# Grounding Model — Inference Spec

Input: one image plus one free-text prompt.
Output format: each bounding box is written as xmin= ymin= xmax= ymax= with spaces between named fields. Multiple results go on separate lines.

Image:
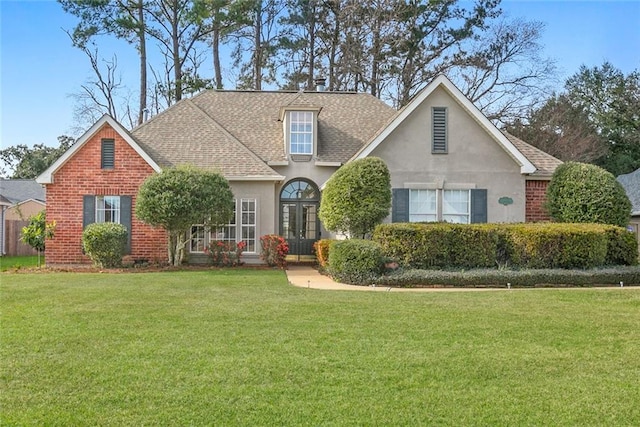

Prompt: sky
xmin=1 ymin=0 xmax=639 ymax=150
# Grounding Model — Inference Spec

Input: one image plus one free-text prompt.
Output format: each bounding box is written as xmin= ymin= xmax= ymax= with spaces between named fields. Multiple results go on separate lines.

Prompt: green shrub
xmin=82 ymin=222 xmax=128 ymax=268
xmin=545 ymin=162 xmax=631 ymax=227
xmin=373 ymin=223 xmax=450 ymax=268
xmin=448 ymin=225 xmax=499 ymax=268
xmin=260 ymin=235 xmax=289 ymax=269
xmin=504 ymin=224 xmax=608 ymax=269
xmin=374 ymin=267 xmax=640 ymax=288
xmin=602 ymin=225 xmax=639 ymax=266
xmin=313 ymin=239 xmax=335 ymax=268
xmin=319 ymin=157 xmax=391 ymax=238
xmin=328 ymin=239 xmax=384 ymax=284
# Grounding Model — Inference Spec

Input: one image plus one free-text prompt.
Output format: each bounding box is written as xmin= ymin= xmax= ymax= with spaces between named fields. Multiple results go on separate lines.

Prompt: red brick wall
xmin=525 ymin=180 xmax=551 ymax=222
xmin=45 ymin=123 xmax=167 ymax=265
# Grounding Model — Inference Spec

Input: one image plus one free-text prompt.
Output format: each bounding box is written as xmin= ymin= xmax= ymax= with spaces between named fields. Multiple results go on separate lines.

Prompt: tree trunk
xmin=137 ymin=0 xmax=147 ymax=125
xmin=171 ymin=0 xmax=182 ymax=102
xmin=213 ymin=26 xmax=223 ymax=89
xmin=253 ymin=1 xmax=263 ymax=90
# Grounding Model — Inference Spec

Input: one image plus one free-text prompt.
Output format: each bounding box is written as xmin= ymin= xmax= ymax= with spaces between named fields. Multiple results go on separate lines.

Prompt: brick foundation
xmin=44 ymin=123 xmax=167 ymax=265
xmin=525 ymin=180 xmax=551 ymax=222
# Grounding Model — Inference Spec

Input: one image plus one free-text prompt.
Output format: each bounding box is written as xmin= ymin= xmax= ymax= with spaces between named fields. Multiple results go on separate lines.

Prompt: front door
xmin=280 ymin=179 xmax=320 ymax=256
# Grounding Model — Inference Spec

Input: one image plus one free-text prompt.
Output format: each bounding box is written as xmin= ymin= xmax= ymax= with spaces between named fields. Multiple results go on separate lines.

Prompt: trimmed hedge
xmin=374 ymin=267 xmax=640 ymax=288
xmin=328 ymin=239 xmax=384 ymax=284
xmin=373 ymin=222 xmax=638 ymax=270
xmin=82 ymin=222 xmax=128 ymax=268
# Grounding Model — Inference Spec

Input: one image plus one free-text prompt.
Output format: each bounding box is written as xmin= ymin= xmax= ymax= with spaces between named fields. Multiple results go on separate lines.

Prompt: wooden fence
xmin=4 ymin=220 xmax=37 ymax=256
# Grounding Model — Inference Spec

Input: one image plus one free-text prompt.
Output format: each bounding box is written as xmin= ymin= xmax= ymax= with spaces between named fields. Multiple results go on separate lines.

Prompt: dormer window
xmin=289 ymin=111 xmax=314 ymax=155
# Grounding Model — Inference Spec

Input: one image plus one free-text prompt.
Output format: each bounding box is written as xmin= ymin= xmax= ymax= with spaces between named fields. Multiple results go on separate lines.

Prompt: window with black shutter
xmin=432 ymin=107 xmax=447 ymax=153
xmin=101 ymin=139 xmax=115 ymax=169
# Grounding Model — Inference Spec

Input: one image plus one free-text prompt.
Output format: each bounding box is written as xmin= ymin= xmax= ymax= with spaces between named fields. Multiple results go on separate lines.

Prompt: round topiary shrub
xmin=545 ymin=162 xmax=631 ymax=227
xmin=328 ymin=239 xmax=384 ymax=285
xmin=82 ymin=222 xmax=128 ymax=268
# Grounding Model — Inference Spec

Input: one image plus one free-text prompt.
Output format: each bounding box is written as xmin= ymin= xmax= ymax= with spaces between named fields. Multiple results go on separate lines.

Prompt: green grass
xmin=0 ymin=255 xmax=40 ymax=271
xmin=2 ymin=270 xmax=640 ymax=425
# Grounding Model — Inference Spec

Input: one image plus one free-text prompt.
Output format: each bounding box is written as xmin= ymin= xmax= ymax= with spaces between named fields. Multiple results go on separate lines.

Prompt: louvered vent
xmin=432 ymin=107 xmax=447 ymax=153
xmin=101 ymin=139 xmax=115 ymax=169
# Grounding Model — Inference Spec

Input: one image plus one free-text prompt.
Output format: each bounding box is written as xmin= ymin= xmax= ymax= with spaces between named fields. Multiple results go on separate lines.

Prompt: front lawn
xmin=0 ymin=255 xmax=40 ymax=272
xmin=2 ymin=270 xmax=639 ymax=425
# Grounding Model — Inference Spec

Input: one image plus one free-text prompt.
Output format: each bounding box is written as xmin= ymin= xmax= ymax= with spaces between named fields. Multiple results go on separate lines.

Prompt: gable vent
xmin=432 ymin=107 xmax=447 ymax=153
xmin=101 ymin=139 xmax=115 ymax=169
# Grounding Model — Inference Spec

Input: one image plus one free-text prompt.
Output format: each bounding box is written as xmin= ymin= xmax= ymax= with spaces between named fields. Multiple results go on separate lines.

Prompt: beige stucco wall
xmin=5 ymin=200 xmax=45 ymax=221
xmin=371 ymin=86 xmax=526 ymax=223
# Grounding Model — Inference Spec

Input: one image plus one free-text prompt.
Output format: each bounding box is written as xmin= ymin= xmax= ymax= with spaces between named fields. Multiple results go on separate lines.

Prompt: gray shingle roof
xmin=503 ymin=132 xmax=563 ymax=177
xmin=131 ymin=90 xmax=397 ymax=176
xmin=129 ymin=88 xmax=560 ymax=179
xmin=0 ymin=179 xmax=45 ymax=204
xmin=617 ymin=168 xmax=640 ymax=216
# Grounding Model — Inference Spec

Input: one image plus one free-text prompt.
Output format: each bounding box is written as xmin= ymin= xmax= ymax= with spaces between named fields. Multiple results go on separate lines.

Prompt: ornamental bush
xmin=206 ymin=240 xmax=246 ymax=267
xmin=260 ymin=235 xmax=289 ymax=269
xmin=82 ymin=222 xmax=128 ymax=268
xmin=313 ymin=239 xmax=336 ymax=268
xmin=545 ymin=162 xmax=631 ymax=227
xmin=602 ymin=225 xmax=639 ymax=266
xmin=328 ymin=239 xmax=384 ymax=284
xmin=319 ymin=157 xmax=391 ymax=238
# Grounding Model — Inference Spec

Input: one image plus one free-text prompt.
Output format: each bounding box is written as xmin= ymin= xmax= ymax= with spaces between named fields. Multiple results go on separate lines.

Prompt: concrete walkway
xmin=285 ymin=265 xmax=501 ymax=292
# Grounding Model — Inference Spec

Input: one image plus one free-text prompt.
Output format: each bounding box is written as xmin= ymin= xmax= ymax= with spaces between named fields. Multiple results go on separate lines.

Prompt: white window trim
xmin=407 ymin=189 xmax=472 ymax=224
xmin=96 ymin=195 xmax=121 ymax=224
xmin=241 ymin=198 xmax=257 ymax=254
xmin=442 ymin=189 xmax=471 ymax=224
xmin=289 ymin=111 xmax=314 ymax=155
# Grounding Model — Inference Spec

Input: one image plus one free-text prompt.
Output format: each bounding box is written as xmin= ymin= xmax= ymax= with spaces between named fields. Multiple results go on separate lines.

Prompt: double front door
xmin=281 ymin=201 xmax=318 ymax=256
xmin=280 ymin=179 xmax=320 ymax=256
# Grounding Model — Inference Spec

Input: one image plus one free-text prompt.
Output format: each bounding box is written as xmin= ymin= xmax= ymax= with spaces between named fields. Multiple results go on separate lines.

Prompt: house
xmin=37 ymin=75 xmax=561 ymax=265
xmin=617 ymin=168 xmax=640 ymax=252
xmin=0 ymin=179 xmax=46 ymax=256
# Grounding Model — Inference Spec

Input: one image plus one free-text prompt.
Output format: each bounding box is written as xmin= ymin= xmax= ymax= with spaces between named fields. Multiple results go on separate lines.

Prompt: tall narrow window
xmin=213 ymin=201 xmax=237 ymax=245
xmin=190 ymin=225 xmax=206 ymax=252
xmin=241 ymin=198 xmax=257 ymax=252
xmin=432 ymin=107 xmax=447 ymax=153
xmin=290 ymin=111 xmax=313 ymax=155
xmin=96 ymin=196 xmax=120 ymax=223
xmin=101 ymin=139 xmax=115 ymax=169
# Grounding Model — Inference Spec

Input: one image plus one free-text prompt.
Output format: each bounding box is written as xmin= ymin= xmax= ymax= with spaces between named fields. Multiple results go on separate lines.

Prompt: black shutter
xmin=83 ymin=195 xmax=95 ymax=228
xmin=432 ymin=107 xmax=447 ymax=153
xmin=470 ymin=189 xmax=488 ymax=223
xmin=101 ymin=139 xmax=115 ymax=169
xmin=392 ymin=189 xmax=410 ymax=223
xmin=121 ymin=196 xmax=132 ymax=254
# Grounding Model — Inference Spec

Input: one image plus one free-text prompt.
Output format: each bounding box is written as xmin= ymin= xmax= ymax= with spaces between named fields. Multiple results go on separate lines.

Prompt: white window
xmin=96 ymin=196 xmax=120 ymax=223
xmin=443 ymin=190 xmax=470 ymax=224
xmin=241 ymin=198 xmax=257 ymax=253
xmin=190 ymin=225 xmax=206 ymax=253
xmin=290 ymin=111 xmax=313 ymax=155
xmin=188 ymin=199 xmax=258 ymax=254
xmin=409 ymin=189 xmax=437 ymax=222
xmin=213 ymin=204 xmax=237 ymax=245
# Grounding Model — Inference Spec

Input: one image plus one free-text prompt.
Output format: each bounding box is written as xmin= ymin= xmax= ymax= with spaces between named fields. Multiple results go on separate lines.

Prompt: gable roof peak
xmin=36 ymin=114 xmax=161 ymax=184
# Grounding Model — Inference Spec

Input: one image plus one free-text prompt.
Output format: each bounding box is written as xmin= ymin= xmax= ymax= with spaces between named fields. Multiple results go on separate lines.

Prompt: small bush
xmin=82 ymin=222 xmax=128 ymax=268
xmin=328 ymin=239 xmax=384 ymax=284
xmin=260 ymin=235 xmax=289 ymax=269
xmin=206 ymin=240 xmax=246 ymax=267
xmin=313 ymin=239 xmax=335 ymax=268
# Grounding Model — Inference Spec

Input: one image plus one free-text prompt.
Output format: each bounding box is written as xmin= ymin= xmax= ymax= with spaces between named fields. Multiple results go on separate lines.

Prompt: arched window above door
xmin=280 ymin=179 xmax=319 ymax=201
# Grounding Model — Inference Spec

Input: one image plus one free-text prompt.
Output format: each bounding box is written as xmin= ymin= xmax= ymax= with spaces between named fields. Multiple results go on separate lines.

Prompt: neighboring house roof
xmin=617 ymin=168 xmax=640 ymax=216
xmin=36 ymin=115 xmax=162 ymax=184
xmin=131 ymin=89 xmax=397 ymax=174
xmin=0 ymin=179 xmax=46 ymax=204
xmin=503 ymin=132 xmax=563 ymax=177
xmin=352 ymin=74 xmax=539 ymax=175
xmin=0 ymin=194 xmax=12 ymax=207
